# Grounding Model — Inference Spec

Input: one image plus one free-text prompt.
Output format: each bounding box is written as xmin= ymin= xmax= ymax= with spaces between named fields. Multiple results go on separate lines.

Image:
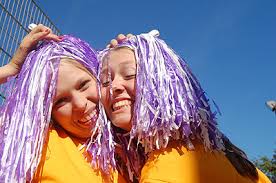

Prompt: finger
xmin=31 ymin=31 xmax=62 ymax=43
xmin=30 ymin=24 xmax=51 ymax=35
xmin=29 ymin=31 xmax=51 ymax=45
xmin=126 ymin=33 xmax=134 ymax=39
xmin=44 ymin=33 xmax=63 ymax=42
xmin=106 ymin=43 xmax=111 ymax=48
xmin=37 ymin=24 xmax=51 ymax=32
xmin=116 ymin=34 xmax=127 ymax=43
xmin=110 ymin=39 xmax=118 ymax=48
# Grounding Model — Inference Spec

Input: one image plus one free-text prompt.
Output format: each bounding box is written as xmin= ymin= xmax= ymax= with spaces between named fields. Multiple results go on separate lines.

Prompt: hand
xmin=9 ymin=24 xmax=62 ymax=72
xmin=0 ymin=24 xmax=62 ymax=84
xmin=107 ymin=33 xmax=134 ymax=48
xmin=21 ymin=24 xmax=61 ymax=51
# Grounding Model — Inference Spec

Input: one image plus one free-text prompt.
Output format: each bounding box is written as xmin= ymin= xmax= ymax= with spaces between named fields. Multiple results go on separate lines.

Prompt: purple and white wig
xmin=0 ymin=35 xmax=115 ymax=182
xmin=99 ymin=32 xmax=226 ymax=154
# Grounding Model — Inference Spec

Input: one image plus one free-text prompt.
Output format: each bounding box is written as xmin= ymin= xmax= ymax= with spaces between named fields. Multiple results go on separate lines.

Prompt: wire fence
xmin=0 ymin=0 xmax=60 ymax=103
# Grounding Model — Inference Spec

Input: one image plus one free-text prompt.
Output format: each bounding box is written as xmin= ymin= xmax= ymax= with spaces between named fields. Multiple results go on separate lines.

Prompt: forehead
xmin=59 ymin=59 xmax=93 ymax=76
xmin=60 ymin=59 xmax=84 ymax=70
xmin=59 ymin=61 xmax=82 ymax=74
xmin=55 ymin=61 xmax=95 ymax=95
xmin=102 ymin=47 xmax=136 ymax=69
xmin=57 ymin=60 xmax=92 ymax=84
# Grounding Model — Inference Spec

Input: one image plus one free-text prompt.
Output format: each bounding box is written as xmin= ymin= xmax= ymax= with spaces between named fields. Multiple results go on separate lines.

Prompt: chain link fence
xmin=0 ymin=0 xmax=60 ymax=103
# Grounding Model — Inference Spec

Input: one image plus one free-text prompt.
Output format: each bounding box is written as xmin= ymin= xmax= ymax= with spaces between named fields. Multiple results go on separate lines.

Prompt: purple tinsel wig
xmin=0 ymin=35 xmax=115 ymax=182
xmin=99 ymin=31 xmax=225 ymax=154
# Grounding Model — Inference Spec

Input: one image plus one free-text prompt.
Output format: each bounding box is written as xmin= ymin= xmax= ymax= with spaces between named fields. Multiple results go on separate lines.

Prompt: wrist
xmin=18 ymin=43 xmax=32 ymax=54
xmin=7 ymin=61 xmax=20 ymax=74
xmin=9 ymin=44 xmax=30 ymax=71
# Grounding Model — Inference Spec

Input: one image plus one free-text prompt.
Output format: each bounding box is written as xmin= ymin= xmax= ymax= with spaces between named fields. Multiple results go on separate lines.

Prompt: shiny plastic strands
xmin=0 ymin=36 xmax=115 ymax=182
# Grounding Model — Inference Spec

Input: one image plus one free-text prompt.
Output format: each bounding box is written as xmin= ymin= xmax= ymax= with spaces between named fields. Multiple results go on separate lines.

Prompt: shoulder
xmin=256 ymin=169 xmax=272 ymax=183
xmin=140 ymin=140 xmax=267 ymax=183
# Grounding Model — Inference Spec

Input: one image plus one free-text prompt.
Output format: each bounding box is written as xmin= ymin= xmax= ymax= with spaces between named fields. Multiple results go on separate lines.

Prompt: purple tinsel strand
xmin=99 ymin=32 xmax=225 ymax=179
xmin=0 ymin=35 xmax=115 ymax=182
xmin=118 ymin=34 xmax=225 ymax=152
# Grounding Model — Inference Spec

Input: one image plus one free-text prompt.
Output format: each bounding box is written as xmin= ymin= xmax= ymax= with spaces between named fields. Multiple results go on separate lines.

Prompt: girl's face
xmin=52 ymin=60 xmax=99 ymax=139
xmin=100 ymin=48 xmax=136 ymax=131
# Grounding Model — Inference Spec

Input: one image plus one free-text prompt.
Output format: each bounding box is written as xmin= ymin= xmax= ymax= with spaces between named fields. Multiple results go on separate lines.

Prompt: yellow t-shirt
xmin=140 ymin=141 xmax=271 ymax=183
xmin=34 ymin=127 xmax=126 ymax=183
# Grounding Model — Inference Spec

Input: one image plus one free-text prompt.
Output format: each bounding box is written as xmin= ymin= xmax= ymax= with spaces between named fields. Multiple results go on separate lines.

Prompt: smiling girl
xmin=99 ymin=32 xmax=271 ymax=183
xmin=0 ymin=35 xmax=124 ymax=183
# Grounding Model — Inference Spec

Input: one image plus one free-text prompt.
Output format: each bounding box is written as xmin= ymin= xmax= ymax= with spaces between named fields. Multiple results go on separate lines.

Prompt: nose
xmin=112 ymin=77 xmax=124 ymax=95
xmin=72 ymin=93 xmax=87 ymax=113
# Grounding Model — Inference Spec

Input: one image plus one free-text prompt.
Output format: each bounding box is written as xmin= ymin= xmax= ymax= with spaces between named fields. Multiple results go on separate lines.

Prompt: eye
xmin=100 ymin=75 xmax=110 ymax=87
xmin=54 ymin=97 xmax=69 ymax=108
xmin=79 ymin=80 xmax=90 ymax=91
xmin=101 ymin=80 xmax=110 ymax=87
xmin=125 ymin=74 xmax=136 ymax=80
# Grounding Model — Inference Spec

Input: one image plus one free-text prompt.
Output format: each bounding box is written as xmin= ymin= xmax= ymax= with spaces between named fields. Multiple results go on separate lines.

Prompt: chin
xmin=112 ymin=116 xmax=132 ymax=131
xmin=74 ymin=133 xmax=91 ymax=139
xmin=69 ymin=129 xmax=92 ymax=139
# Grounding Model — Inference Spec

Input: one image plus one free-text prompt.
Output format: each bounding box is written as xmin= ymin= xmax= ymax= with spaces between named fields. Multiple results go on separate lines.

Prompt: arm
xmin=0 ymin=24 xmax=61 ymax=84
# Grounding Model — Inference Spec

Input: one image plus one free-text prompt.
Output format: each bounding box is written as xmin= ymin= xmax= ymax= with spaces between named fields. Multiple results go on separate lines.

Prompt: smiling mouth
xmin=76 ymin=109 xmax=99 ymax=126
xmin=112 ymin=100 xmax=132 ymax=111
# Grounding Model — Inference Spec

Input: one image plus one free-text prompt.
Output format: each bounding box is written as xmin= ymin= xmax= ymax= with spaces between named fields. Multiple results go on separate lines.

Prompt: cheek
xmin=87 ymin=86 xmax=99 ymax=102
xmin=52 ymin=105 xmax=72 ymax=124
xmin=100 ymin=87 xmax=109 ymax=105
xmin=129 ymin=79 xmax=136 ymax=98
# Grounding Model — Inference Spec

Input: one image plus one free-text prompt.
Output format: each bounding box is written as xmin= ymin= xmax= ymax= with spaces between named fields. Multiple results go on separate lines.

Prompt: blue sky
xmin=37 ymin=0 xmax=276 ymax=160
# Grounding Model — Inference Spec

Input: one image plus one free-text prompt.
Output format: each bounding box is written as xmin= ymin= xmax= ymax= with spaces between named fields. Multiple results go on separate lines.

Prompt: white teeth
xmin=112 ymin=100 xmax=132 ymax=111
xmin=79 ymin=109 xmax=98 ymax=123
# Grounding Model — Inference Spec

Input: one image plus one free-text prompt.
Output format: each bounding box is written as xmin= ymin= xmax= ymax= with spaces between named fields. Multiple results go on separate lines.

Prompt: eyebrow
xmin=119 ymin=60 xmax=136 ymax=67
xmin=54 ymin=76 xmax=86 ymax=101
xmin=101 ymin=60 xmax=136 ymax=74
xmin=75 ymin=77 xmax=87 ymax=90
